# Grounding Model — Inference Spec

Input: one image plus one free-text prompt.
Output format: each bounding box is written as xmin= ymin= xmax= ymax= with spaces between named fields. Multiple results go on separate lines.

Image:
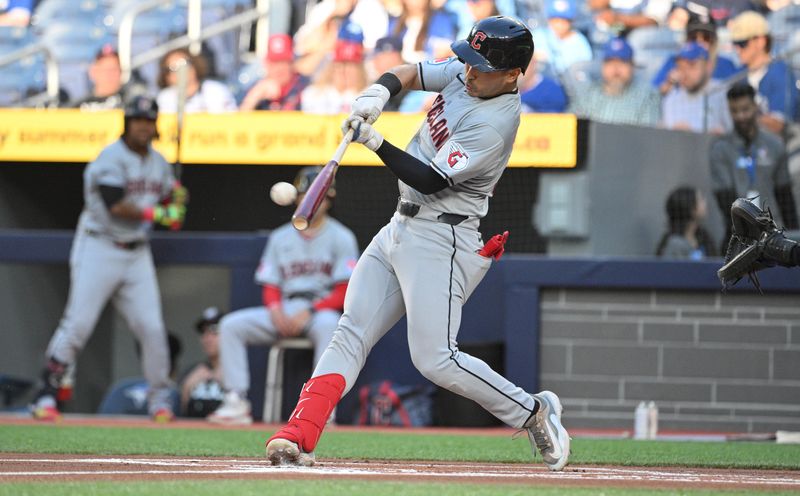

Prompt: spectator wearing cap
xmin=661 ymin=42 xmax=731 ymax=133
xmin=301 ymin=20 xmax=369 ymax=114
xmin=156 ymin=48 xmax=237 ymax=114
xmin=0 ymin=0 xmax=32 ymax=26
xmin=568 ymin=37 xmax=660 ymax=126
xmin=532 ymin=0 xmax=593 ymax=76
xmin=729 ymin=10 xmax=798 ymax=135
xmin=179 ymin=307 xmax=225 ymax=418
xmin=652 ymin=15 xmax=737 ymax=96
xmin=519 ymin=58 xmax=569 ymax=113
xmin=71 ymin=45 xmax=147 ymax=111
xmin=240 ymin=34 xmax=310 ymax=111
xmin=387 ymin=0 xmax=459 ymax=64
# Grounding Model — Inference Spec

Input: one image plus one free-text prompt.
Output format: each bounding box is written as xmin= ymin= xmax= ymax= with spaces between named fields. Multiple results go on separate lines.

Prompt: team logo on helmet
xmin=470 ymin=31 xmax=487 ymax=50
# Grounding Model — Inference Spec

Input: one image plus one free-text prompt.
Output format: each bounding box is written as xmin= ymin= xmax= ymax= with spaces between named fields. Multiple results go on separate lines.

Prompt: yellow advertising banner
xmin=0 ymin=109 xmax=576 ymax=167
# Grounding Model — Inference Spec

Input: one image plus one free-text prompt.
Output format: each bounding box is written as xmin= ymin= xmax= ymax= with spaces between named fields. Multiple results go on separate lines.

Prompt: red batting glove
xmin=478 ymin=231 xmax=509 ymax=261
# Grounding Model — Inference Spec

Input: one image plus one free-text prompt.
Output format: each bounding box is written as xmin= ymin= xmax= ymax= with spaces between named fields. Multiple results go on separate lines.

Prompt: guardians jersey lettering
xmin=426 ymin=95 xmax=449 ymax=150
xmin=402 ymin=57 xmax=521 ymax=219
xmin=281 ymin=261 xmax=333 ymax=279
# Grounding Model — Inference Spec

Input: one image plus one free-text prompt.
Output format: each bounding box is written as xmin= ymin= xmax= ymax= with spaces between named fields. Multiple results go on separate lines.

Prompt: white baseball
xmin=270 ymin=182 xmax=297 ymax=206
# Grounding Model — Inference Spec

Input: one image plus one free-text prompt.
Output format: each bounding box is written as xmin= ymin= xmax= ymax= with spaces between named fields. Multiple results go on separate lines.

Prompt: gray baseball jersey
xmin=45 ymin=138 xmax=176 ymax=415
xmin=401 ymin=57 xmax=520 ymax=219
xmin=218 ymin=218 xmax=359 ymax=395
xmin=313 ymin=58 xmax=538 ymax=431
xmin=79 ymin=139 xmax=174 ymax=242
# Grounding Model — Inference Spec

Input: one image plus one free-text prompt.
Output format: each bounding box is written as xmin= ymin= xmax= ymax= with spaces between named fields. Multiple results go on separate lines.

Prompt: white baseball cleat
xmin=527 ymin=390 xmax=570 ymax=471
xmin=206 ymin=392 xmax=253 ymax=426
xmin=266 ymin=438 xmax=315 ymax=467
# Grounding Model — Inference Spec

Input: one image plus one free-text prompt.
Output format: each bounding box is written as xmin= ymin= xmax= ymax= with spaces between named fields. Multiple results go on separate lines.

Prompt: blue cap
xmin=373 ymin=36 xmax=402 ymax=55
xmin=546 ymin=0 xmax=576 ymax=20
xmin=337 ymin=18 xmax=364 ymax=43
xmin=603 ymin=37 xmax=633 ymax=62
xmin=676 ymin=41 xmax=709 ymax=61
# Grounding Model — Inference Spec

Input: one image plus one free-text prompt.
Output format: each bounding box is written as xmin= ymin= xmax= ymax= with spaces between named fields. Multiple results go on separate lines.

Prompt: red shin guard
xmin=267 ymin=373 xmax=345 ymax=453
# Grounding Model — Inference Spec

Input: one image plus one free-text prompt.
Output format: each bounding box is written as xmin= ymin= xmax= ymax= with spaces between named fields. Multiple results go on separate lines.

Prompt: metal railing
xmin=0 ymin=40 xmax=60 ymax=105
xmin=119 ymin=0 xmax=269 ymax=84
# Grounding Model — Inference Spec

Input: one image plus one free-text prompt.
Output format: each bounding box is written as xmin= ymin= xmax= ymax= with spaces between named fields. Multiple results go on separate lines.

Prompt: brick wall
xmin=540 ymin=289 xmax=800 ymax=434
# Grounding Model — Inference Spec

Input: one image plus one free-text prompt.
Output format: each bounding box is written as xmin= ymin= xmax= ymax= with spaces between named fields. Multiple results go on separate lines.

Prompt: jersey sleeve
xmin=417 ymin=57 xmax=463 ymax=93
xmin=90 ymin=150 xmax=126 ymax=189
xmin=254 ymin=237 xmax=281 ymax=286
xmin=428 ymin=123 xmax=505 ymax=186
xmin=331 ymin=228 xmax=359 ymax=283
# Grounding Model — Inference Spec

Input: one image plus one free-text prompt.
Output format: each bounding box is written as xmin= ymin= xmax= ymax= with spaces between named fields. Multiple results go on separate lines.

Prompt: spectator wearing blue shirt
xmin=532 ymin=0 xmax=593 ymax=76
xmin=0 ymin=0 xmax=32 ymax=26
xmin=730 ymin=10 xmax=798 ymax=135
xmin=661 ymin=42 xmax=731 ymax=134
xmin=520 ymin=59 xmax=569 ymax=113
xmin=653 ymin=15 xmax=737 ymax=95
xmin=568 ymin=37 xmax=661 ymax=126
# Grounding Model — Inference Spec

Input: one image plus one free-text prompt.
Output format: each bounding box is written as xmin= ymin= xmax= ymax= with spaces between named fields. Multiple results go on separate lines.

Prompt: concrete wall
xmin=541 ymin=288 xmax=800 ymax=433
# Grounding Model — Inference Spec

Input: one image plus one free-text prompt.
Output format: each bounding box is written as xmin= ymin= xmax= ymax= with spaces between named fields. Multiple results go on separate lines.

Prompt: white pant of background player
xmin=45 ymin=231 xmax=173 ymax=414
xmin=213 ymin=298 xmax=340 ymax=423
xmin=314 ymin=211 xmax=537 ymax=428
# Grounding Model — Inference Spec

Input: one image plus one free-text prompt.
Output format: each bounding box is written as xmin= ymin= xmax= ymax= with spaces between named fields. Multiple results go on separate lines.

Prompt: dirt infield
xmin=1 ymin=416 xmax=798 ymax=491
xmin=2 ymin=453 xmax=799 ymax=491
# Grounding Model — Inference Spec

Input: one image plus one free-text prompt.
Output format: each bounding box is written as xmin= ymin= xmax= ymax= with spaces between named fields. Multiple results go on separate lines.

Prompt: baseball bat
xmin=172 ymin=58 xmax=189 ymax=181
xmin=292 ymin=128 xmax=354 ymax=231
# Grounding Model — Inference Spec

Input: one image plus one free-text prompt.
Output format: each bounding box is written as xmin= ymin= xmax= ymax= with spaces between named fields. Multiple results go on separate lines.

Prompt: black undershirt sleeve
xmin=375 ymin=140 xmax=449 ymax=195
xmin=99 ymin=185 xmax=125 ymax=209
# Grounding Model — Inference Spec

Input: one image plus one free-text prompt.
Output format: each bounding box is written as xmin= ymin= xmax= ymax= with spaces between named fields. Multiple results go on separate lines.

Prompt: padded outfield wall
xmin=0 ymin=112 xmax=798 ymax=431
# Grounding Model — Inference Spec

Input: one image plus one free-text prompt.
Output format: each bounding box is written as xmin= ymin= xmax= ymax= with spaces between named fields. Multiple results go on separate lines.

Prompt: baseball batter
xmin=31 ymin=95 xmax=187 ymax=423
xmin=207 ymin=167 xmax=359 ymax=425
xmin=267 ymin=16 xmax=570 ymax=470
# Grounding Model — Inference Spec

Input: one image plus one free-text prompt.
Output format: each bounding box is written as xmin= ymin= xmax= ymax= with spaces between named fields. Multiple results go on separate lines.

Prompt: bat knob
xmin=292 ymin=216 xmax=309 ymax=231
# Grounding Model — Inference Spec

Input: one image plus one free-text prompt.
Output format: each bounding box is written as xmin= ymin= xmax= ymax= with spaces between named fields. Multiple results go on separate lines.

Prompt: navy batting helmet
xmin=451 ymin=16 xmax=534 ymax=73
xmin=124 ymin=95 xmax=159 ymax=120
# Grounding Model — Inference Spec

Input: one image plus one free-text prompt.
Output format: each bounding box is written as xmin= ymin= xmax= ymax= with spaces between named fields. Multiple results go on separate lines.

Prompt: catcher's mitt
xmin=717 ymin=234 xmax=771 ymax=292
xmin=718 ymin=198 xmax=797 ymax=292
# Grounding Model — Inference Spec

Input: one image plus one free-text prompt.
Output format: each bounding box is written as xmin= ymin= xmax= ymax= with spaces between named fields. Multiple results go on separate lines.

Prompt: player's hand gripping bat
xmin=292 ymin=128 xmax=354 ymax=231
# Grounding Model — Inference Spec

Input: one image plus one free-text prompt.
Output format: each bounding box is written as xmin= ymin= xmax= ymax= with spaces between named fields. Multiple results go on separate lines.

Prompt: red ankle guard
xmin=267 ymin=373 xmax=345 ymax=453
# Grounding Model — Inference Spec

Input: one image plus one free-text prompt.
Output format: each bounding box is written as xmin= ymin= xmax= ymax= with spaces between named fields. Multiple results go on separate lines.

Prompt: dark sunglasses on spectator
xmin=733 ymin=38 xmax=753 ymax=48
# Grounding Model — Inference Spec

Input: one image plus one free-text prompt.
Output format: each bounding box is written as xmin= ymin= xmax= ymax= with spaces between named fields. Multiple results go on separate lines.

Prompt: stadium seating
xmin=768 ymin=3 xmax=800 ymax=57
xmin=627 ymin=26 xmax=684 ymax=83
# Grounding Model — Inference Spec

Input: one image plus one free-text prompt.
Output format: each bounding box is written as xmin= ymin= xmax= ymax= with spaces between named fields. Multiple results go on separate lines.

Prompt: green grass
xmin=2 ymin=424 xmax=799 ymax=496
xmin=1 ymin=481 xmax=796 ymax=496
xmin=2 ymin=424 xmax=800 ymax=470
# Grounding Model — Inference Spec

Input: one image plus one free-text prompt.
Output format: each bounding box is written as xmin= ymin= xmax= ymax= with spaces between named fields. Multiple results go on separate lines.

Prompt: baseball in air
xmin=270 ymin=182 xmax=297 ymax=206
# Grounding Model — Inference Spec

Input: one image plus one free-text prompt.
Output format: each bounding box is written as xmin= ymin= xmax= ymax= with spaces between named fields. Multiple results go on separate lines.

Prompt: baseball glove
xmin=717 ymin=198 xmax=797 ymax=292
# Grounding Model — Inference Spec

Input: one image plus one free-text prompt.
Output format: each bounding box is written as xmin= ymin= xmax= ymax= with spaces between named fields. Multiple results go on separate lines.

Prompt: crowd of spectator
xmin=2 ymin=0 xmax=797 ymax=127
xmin=3 ymin=0 xmax=800 ymax=261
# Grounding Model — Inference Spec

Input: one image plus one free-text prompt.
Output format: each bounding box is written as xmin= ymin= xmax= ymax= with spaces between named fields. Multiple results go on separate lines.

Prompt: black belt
xmin=286 ymin=291 xmax=317 ymax=300
xmin=396 ymin=199 xmax=468 ymax=226
xmin=85 ymin=229 xmax=145 ymax=251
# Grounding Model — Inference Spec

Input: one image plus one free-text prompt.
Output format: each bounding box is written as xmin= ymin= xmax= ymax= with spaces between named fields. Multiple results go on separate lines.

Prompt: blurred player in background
xmin=207 ymin=167 xmax=359 ymax=425
xmin=30 ymin=95 xmax=188 ymax=423
xmin=180 ymin=307 xmax=225 ymax=417
xmin=266 ymin=16 xmax=570 ymax=472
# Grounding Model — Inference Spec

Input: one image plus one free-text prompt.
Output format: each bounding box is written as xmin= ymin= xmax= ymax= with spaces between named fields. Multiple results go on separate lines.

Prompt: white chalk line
xmin=1 ymin=457 xmax=798 ymax=486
